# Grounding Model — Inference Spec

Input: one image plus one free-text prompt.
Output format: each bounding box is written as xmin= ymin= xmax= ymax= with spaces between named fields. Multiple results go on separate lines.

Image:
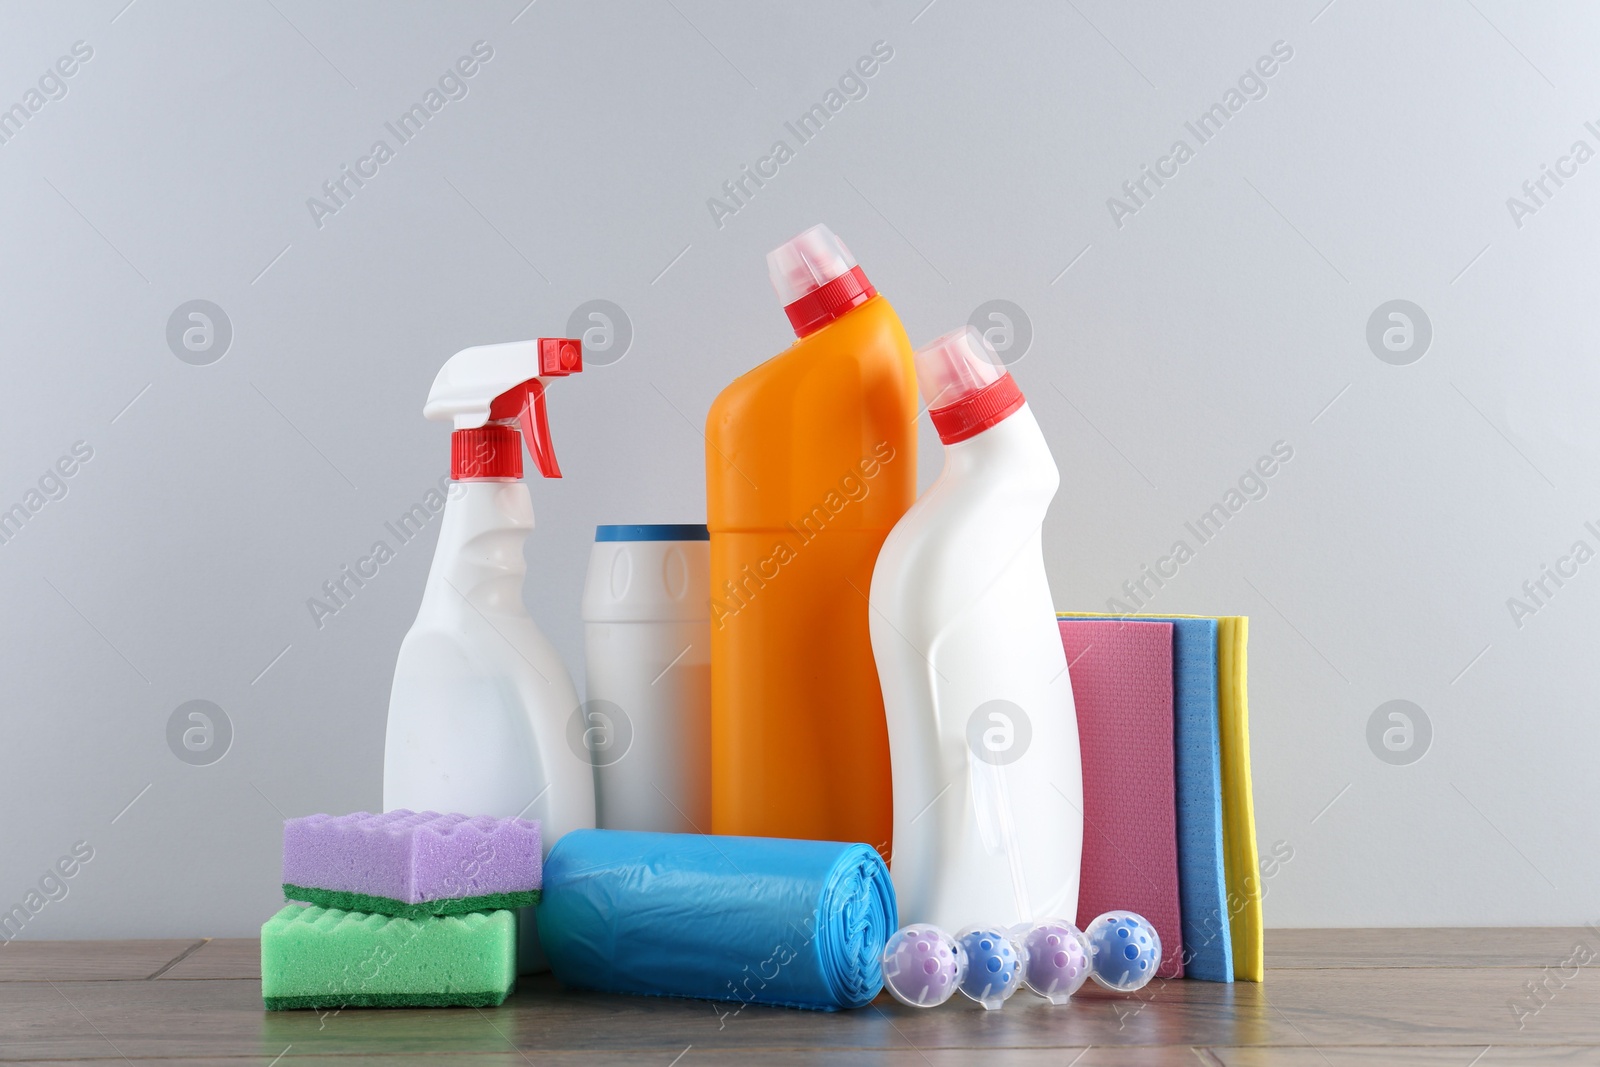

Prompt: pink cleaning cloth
xmin=1060 ymin=619 xmax=1184 ymax=978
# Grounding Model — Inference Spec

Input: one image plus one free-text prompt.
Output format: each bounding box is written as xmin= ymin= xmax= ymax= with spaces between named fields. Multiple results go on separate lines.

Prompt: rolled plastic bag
xmin=539 ymin=829 xmax=896 ymax=1011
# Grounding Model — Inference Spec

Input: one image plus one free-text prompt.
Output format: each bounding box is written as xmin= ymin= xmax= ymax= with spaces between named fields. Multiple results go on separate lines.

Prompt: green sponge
xmin=261 ymin=904 xmax=515 ymax=1010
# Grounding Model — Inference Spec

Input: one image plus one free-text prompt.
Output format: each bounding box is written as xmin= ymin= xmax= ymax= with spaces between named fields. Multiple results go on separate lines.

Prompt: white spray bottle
xmin=383 ymin=336 xmax=595 ymax=971
xmin=869 ymin=326 xmax=1082 ymax=933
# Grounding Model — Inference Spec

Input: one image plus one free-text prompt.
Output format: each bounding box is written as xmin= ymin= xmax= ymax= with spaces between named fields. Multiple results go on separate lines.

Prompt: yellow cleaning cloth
xmin=1059 ymin=613 xmax=1262 ymax=981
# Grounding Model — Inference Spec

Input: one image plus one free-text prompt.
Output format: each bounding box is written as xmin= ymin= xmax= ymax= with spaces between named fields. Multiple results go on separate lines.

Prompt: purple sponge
xmin=282 ymin=811 xmax=541 ymax=918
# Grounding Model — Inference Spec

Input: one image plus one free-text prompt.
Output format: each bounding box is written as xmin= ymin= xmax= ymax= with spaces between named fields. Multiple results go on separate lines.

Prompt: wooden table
xmin=2 ymin=929 xmax=1596 ymax=1064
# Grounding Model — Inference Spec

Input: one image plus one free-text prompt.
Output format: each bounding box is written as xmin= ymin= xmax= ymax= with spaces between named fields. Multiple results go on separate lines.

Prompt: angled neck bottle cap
xmin=917 ymin=326 xmax=1024 ymax=444
xmin=767 ymin=224 xmax=877 ymax=337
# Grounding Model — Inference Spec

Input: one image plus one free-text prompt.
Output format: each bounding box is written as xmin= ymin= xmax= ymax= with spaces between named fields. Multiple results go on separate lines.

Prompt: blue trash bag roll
xmin=539 ymin=829 xmax=897 ymax=1011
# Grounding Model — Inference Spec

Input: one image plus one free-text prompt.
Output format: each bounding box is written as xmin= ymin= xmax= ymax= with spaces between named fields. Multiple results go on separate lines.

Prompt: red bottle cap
xmin=768 ymin=225 xmax=877 ymax=337
xmin=928 ymin=374 xmax=1025 ymax=444
xmin=451 ymin=424 xmax=522 ymax=479
xmin=783 ymin=266 xmax=877 ymax=337
xmin=918 ymin=326 xmax=1026 ymax=444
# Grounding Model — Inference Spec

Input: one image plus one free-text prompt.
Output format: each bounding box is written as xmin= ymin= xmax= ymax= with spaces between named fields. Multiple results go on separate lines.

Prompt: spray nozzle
xmin=425 ymin=337 xmax=584 ymax=480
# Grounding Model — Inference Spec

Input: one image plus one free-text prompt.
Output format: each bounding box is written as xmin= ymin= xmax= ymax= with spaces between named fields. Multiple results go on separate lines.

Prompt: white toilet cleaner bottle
xmin=383 ymin=336 xmax=594 ymax=972
xmin=869 ymin=326 xmax=1082 ymax=933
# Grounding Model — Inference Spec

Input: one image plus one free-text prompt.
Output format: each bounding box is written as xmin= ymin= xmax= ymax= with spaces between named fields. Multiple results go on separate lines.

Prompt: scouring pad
xmin=281 ymin=810 xmax=541 ymax=917
xmin=260 ymin=904 xmax=515 ymax=1009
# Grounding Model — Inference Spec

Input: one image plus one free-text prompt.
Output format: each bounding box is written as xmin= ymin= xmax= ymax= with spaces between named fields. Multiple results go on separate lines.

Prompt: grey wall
xmin=2 ymin=0 xmax=1596 ymax=939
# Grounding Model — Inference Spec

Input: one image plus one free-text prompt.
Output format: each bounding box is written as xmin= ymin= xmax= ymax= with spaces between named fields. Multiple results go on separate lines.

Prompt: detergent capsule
xmin=881 ymin=925 xmax=966 ymax=1008
xmin=1015 ymin=919 xmax=1092 ymax=1004
xmin=955 ymin=925 xmax=1024 ymax=1010
xmin=1086 ymin=910 xmax=1162 ymax=992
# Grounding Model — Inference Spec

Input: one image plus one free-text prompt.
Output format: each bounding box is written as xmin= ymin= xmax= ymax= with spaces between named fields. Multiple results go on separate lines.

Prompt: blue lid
xmin=595 ymin=523 xmax=709 ymax=542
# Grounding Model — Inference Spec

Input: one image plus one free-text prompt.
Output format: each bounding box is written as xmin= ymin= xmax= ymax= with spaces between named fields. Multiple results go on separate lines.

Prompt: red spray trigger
xmin=485 ymin=338 xmax=582 ymax=479
xmin=519 ymin=381 xmax=560 ymax=478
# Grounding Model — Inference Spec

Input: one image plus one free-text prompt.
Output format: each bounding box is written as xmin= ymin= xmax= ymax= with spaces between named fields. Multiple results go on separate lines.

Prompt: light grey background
xmin=2 ymin=0 xmax=1595 ymax=939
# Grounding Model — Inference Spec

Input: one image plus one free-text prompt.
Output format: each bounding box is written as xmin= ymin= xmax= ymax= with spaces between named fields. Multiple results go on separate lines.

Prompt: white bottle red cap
xmin=767 ymin=224 xmax=877 ymax=337
xmin=915 ymin=326 xmax=1025 ymax=444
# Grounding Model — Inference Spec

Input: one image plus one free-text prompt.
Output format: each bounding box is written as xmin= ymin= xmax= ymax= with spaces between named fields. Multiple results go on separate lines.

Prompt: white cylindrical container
xmin=581 ymin=524 xmax=712 ymax=833
xmin=869 ymin=327 xmax=1082 ymax=934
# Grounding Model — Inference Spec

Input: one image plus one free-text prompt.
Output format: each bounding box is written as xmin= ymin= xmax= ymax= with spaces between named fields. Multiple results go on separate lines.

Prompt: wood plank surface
xmin=0 ymin=938 xmax=203 ymax=983
xmin=0 ymin=930 xmax=1595 ymax=1065
xmin=155 ymin=937 xmax=258 ymax=980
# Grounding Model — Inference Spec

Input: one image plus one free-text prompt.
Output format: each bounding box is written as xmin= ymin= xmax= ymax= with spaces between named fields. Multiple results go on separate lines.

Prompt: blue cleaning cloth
xmin=1112 ymin=617 xmax=1233 ymax=982
xmin=539 ymin=829 xmax=897 ymax=1011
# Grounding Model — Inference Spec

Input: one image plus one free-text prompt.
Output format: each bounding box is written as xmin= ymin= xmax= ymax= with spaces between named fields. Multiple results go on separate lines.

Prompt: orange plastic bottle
xmin=706 ymin=225 xmax=918 ymax=859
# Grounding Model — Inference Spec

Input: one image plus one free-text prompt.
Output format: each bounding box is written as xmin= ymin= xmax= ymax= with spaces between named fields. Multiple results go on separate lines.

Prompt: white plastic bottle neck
xmin=940 ymin=403 xmax=1056 ymax=487
xmin=420 ymin=479 xmax=534 ymax=619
